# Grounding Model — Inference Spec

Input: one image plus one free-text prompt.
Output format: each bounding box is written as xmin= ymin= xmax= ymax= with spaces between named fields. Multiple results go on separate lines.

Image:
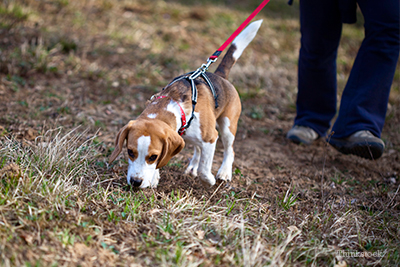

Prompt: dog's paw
xmin=199 ymin=173 xmax=216 ymax=188
xmin=184 ymin=166 xmax=198 ymax=177
xmin=150 ymin=170 xmax=160 ymax=188
xmin=216 ymin=169 xmax=232 ymax=182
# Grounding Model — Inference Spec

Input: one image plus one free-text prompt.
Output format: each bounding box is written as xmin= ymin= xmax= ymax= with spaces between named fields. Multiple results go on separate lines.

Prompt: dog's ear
xmin=109 ymin=120 xmax=136 ymax=164
xmin=157 ymin=128 xmax=185 ymax=169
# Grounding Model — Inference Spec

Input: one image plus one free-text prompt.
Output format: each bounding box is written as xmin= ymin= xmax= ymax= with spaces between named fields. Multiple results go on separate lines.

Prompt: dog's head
xmin=109 ymin=120 xmax=185 ymax=188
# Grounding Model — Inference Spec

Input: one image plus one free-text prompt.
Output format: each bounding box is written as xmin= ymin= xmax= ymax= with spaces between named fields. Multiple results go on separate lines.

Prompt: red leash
xmin=159 ymin=1 xmax=270 ymax=135
xmin=208 ymin=0 xmax=270 ymax=61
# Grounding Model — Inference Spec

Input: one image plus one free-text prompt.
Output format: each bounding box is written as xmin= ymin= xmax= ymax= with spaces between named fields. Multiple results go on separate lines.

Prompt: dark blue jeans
xmin=294 ymin=0 xmax=400 ymax=139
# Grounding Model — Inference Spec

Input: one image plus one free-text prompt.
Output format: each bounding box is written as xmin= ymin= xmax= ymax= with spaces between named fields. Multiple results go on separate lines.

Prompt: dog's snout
xmin=130 ymin=178 xmax=143 ymax=187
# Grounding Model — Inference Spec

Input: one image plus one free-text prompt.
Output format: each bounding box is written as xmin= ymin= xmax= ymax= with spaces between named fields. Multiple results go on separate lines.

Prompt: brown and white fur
xmin=109 ymin=20 xmax=262 ymax=188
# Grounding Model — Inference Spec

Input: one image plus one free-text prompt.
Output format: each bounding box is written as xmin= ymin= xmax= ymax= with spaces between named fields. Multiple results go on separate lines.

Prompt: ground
xmin=1 ymin=0 xmax=399 ymax=266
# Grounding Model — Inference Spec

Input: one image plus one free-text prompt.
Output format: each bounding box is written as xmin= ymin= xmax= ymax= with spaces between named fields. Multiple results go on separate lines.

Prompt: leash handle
xmin=208 ymin=0 xmax=270 ymax=61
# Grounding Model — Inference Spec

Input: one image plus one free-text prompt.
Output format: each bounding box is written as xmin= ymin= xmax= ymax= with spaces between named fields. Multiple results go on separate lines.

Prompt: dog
xmin=109 ymin=20 xmax=262 ymax=188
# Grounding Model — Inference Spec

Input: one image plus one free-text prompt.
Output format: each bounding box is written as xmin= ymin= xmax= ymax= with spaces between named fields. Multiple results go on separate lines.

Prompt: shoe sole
xmin=287 ymin=135 xmax=313 ymax=145
xmin=329 ymin=139 xmax=384 ymax=160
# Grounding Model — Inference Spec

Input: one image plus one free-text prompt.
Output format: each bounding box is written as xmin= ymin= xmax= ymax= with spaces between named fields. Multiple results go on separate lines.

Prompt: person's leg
xmin=294 ymin=0 xmax=342 ymax=137
xmin=331 ymin=0 xmax=400 ymax=139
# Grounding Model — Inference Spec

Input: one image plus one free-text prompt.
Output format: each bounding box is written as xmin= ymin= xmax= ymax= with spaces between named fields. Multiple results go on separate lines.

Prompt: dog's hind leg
xmin=216 ymin=116 xmax=236 ymax=182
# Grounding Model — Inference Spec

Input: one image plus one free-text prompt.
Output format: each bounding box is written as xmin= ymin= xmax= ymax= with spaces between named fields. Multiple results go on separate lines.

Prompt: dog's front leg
xmin=185 ymin=145 xmax=201 ymax=177
xmin=197 ymin=138 xmax=218 ymax=187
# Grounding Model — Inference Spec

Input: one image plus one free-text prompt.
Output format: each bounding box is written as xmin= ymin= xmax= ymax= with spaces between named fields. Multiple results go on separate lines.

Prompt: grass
xmin=1 ymin=129 xmax=398 ymax=266
xmin=1 ymin=0 xmax=399 ymax=266
xmin=0 ymin=3 xmax=29 ymax=30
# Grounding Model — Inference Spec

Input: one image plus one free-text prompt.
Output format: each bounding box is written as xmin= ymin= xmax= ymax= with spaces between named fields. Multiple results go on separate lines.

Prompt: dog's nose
xmin=130 ymin=178 xmax=143 ymax=187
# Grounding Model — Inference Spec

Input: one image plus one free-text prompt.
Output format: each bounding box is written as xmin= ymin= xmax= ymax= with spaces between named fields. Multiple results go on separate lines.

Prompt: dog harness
xmin=158 ymin=63 xmax=218 ymax=136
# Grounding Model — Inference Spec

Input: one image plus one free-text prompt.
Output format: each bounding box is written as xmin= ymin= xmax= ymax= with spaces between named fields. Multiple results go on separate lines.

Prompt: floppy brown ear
xmin=157 ymin=128 xmax=185 ymax=169
xmin=109 ymin=121 xmax=135 ymax=164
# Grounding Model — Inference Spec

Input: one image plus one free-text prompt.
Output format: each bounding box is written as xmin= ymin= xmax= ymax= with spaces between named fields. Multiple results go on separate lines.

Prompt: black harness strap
xmin=183 ymin=71 xmax=218 ymax=132
xmin=201 ymin=72 xmax=218 ymax=109
xmin=163 ymin=71 xmax=218 ymax=135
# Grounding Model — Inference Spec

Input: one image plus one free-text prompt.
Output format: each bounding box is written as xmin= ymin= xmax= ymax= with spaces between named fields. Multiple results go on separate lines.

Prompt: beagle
xmin=109 ymin=20 xmax=262 ymax=188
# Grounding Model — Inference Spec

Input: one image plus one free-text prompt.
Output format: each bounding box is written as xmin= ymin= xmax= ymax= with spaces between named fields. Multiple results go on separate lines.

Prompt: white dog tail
xmin=214 ymin=19 xmax=263 ymax=79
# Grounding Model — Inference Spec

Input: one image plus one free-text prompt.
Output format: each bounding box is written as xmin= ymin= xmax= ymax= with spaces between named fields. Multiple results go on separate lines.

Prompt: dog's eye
xmin=127 ymin=149 xmax=135 ymax=158
xmin=148 ymin=155 xmax=158 ymax=162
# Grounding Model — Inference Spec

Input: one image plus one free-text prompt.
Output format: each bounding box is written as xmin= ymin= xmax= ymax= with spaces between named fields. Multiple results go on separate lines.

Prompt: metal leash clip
xmin=188 ymin=58 xmax=217 ymax=80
